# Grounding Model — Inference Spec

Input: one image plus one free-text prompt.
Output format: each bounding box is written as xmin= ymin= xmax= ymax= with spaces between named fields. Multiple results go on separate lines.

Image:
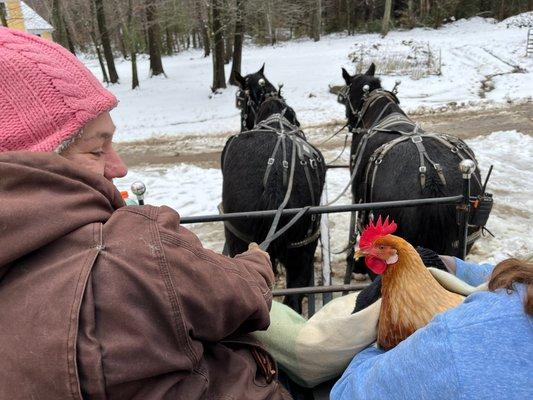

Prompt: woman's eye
xmin=90 ymin=150 xmax=104 ymax=157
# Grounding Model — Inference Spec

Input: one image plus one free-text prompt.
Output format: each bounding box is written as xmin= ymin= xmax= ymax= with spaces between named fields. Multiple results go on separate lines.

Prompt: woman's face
xmin=61 ymin=112 xmax=128 ymax=182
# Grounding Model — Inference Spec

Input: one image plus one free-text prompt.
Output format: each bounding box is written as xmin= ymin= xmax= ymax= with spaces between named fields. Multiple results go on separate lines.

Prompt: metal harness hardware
xmin=345 ymin=90 xmax=484 ymax=244
xmin=222 ymin=113 xmax=324 ymax=250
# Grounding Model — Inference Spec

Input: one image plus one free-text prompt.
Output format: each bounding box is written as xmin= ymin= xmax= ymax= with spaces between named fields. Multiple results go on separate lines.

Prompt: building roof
xmin=12 ymin=1 xmax=53 ymax=32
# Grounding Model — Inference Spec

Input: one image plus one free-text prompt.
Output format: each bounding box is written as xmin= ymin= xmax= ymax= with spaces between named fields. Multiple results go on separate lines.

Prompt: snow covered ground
xmin=116 ymin=130 xmax=533 ymax=266
xmin=83 ymin=16 xmax=533 ymax=143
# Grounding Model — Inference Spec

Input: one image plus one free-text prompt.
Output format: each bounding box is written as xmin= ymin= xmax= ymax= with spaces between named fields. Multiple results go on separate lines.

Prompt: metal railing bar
xmin=272 ymin=283 xmax=370 ymax=296
xmin=180 ymin=195 xmax=463 ymax=224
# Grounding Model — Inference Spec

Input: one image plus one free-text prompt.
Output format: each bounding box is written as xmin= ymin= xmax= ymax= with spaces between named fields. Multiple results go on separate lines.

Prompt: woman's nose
xmin=105 ymin=147 xmax=128 ymax=180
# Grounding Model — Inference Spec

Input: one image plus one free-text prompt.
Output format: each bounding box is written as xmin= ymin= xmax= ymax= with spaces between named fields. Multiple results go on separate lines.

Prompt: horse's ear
xmin=365 ymin=63 xmax=376 ymax=76
xmin=234 ymin=71 xmax=246 ymax=88
xmin=342 ymin=68 xmax=351 ymax=85
xmin=258 ymin=63 xmax=265 ymax=75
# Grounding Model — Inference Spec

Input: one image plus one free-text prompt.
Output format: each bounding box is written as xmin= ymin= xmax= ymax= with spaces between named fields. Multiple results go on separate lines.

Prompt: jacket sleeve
xmin=156 ymin=206 xmax=275 ymax=342
xmin=330 ymin=314 xmax=459 ymax=400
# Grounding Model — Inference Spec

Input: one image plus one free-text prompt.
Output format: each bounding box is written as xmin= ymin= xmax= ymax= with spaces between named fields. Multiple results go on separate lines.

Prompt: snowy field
xmin=116 ymin=130 xmax=533 ymax=266
xmin=83 ymin=17 xmax=533 ymax=142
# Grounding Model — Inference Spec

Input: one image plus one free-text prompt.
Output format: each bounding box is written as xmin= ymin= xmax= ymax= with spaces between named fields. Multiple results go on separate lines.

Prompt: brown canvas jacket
xmin=0 ymin=152 xmax=290 ymax=400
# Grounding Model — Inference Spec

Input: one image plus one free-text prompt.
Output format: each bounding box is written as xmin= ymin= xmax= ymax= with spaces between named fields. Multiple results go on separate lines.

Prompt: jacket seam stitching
xmin=114 ymin=207 xmax=157 ymax=220
xmin=67 ymin=225 xmax=101 ymax=400
xmin=149 ymin=208 xmax=200 ymax=366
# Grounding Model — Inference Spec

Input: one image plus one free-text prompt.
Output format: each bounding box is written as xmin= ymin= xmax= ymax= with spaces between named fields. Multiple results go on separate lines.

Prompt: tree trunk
xmin=407 ymin=0 xmax=415 ymax=27
xmin=131 ymin=51 xmax=139 ymax=89
xmin=346 ymin=0 xmax=353 ymax=34
xmin=165 ymin=27 xmax=174 ymax=55
xmin=90 ymin=30 xmax=109 ymax=84
xmin=117 ymin=24 xmax=128 ymax=59
xmin=94 ymin=0 xmax=119 ymax=83
xmin=224 ymin=27 xmax=232 ymax=64
xmin=63 ymin=16 xmax=76 ymax=54
xmin=229 ymin=0 xmax=244 ymax=86
xmin=125 ymin=0 xmax=139 ymax=89
xmin=0 ymin=3 xmax=8 ymax=27
xmin=191 ymin=31 xmax=195 ymax=48
xmin=381 ymin=0 xmax=393 ymax=37
xmin=52 ymin=0 xmax=69 ymax=49
xmin=146 ymin=0 xmax=166 ymax=76
xmin=211 ymin=0 xmax=226 ymax=91
xmin=196 ymin=0 xmax=210 ymax=57
xmin=265 ymin=0 xmax=275 ymax=45
xmin=311 ymin=0 xmax=322 ymax=41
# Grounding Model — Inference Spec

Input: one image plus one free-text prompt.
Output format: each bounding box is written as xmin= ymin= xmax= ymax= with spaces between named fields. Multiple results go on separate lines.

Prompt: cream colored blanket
xmin=253 ymin=268 xmax=487 ymax=388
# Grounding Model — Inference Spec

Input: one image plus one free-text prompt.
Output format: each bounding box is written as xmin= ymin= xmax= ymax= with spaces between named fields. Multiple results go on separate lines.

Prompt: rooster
xmin=354 ymin=217 xmax=464 ymax=350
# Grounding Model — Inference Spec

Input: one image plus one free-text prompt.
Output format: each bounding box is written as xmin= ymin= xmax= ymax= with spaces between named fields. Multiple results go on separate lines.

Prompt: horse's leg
xmin=283 ymin=241 xmax=318 ymax=314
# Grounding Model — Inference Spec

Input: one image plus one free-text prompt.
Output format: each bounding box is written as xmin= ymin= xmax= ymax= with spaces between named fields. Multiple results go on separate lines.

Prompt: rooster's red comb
xmin=359 ymin=216 xmax=397 ymax=249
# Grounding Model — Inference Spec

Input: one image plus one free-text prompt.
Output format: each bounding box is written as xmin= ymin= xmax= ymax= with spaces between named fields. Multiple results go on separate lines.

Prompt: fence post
xmin=320 ymin=185 xmax=332 ymax=305
xmin=458 ymin=159 xmax=476 ymax=260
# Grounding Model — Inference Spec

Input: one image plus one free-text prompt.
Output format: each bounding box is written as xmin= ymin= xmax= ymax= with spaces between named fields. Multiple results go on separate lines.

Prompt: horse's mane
xmin=256 ymin=97 xmax=300 ymax=126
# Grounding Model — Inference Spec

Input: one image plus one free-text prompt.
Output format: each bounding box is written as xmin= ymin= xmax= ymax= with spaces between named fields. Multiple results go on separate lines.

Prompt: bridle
xmin=236 ymin=79 xmax=281 ymax=130
xmin=339 ymin=81 xmax=401 ymax=133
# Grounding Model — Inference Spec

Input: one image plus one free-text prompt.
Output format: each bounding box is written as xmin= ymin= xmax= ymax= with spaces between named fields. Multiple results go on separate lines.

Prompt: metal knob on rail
xmin=459 ymin=159 xmax=476 ymax=179
xmin=131 ymin=181 xmax=146 ymax=205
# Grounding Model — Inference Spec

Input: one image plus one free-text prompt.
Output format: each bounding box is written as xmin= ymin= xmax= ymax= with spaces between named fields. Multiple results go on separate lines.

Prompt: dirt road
xmin=116 ymin=103 xmax=532 ymax=168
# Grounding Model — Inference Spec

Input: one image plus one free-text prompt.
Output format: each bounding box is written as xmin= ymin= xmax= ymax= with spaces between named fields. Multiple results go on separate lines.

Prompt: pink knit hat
xmin=0 ymin=27 xmax=117 ymax=152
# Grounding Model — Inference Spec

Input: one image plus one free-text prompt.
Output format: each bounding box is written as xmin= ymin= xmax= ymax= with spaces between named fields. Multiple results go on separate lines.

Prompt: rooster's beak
xmin=354 ymin=249 xmax=367 ymax=260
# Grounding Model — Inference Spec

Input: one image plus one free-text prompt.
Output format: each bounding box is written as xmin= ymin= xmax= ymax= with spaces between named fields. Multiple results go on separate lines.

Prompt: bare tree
xmin=382 ymin=0 xmax=393 ymax=37
xmin=229 ymin=0 xmax=244 ymax=85
xmin=310 ymin=0 xmax=322 ymax=41
xmin=194 ymin=0 xmax=210 ymax=57
xmin=115 ymin=0 xmax=140 ymax=88
xmin=146 ymin=0 xmax=166 ymax=76
xmin=94 ymin=0 xmax=119 ymax=83
xmin=211 ymin=0 xmax=226 ymax=90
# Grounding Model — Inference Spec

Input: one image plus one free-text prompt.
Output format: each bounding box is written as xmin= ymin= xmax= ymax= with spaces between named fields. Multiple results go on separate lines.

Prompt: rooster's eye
xmin=378 ymin=245 xmax=385 ymax=250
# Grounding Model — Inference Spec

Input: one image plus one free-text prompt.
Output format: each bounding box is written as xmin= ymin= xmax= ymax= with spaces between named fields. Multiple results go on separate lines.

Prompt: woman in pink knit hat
xmin=0 ymin=27 xmax=290 ymax=400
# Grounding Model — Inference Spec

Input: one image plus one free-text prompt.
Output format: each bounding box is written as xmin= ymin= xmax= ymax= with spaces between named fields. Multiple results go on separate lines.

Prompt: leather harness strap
xmin=347 ymin=90 xmax=484 ymax=245
xmin=221 ymin=114 xmax=324 ymax=250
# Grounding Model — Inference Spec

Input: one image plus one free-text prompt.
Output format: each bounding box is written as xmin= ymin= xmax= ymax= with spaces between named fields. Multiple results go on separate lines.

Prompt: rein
xmin=222 ymin=111 xmax=324 ymax=251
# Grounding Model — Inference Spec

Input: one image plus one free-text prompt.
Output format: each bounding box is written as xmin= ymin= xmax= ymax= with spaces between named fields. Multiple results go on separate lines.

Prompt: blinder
xmin=235 ymin=89 xmax=246 ymax=110
xmin=337 ymin=85 xmax=349 ymax=105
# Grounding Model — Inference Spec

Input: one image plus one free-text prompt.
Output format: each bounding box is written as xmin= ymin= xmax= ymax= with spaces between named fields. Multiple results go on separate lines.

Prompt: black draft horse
xmin=341 ymin=64 xmax=485 ymax=278
xmin=222 ymin=76 xmax=325 ymax=313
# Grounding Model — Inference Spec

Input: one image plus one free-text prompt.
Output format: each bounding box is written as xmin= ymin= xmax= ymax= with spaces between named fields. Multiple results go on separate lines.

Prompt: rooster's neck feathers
xmin=377 ymin=235 xmax=463 ymax=350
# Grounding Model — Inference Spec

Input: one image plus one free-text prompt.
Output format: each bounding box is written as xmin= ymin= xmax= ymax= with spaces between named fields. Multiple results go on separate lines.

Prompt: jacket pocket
xmin=220 ymin=338 xmax=278 ymax=388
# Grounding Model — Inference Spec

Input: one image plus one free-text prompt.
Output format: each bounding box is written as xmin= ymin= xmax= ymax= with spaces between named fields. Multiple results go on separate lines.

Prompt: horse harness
xmin=222 ymin=111 xmax=324 ymax=250
xmin=347 ymin=89 xmax=483 ymax=247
